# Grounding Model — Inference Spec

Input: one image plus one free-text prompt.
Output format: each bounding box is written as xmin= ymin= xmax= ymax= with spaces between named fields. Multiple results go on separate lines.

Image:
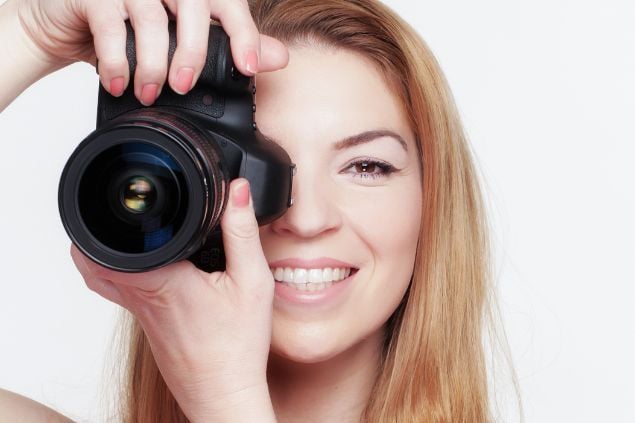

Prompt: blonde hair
xmin=112 ymin=1 xmax=521 ymax=421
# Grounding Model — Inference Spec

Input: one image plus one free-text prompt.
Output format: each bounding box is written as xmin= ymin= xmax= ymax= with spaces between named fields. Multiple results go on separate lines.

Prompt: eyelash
xmin=342 ymin=158 xmax=398 ymax=180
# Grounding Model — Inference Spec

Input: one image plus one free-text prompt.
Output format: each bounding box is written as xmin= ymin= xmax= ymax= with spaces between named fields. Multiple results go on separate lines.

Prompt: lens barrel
xmin=59 ymin=109 xmax=227 ymax=272
xmin=59 ymin=22 xmax=293 ymax=273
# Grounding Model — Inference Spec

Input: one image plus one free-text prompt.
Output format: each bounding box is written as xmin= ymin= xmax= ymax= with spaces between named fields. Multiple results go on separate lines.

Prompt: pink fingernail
xmin=244 ymin=50 xmax=259 ymax=75
xmin=175 ymin=67 xmax=194 ymax=94
xmin=109 ymin=77 xmax=125 ymax=97
xmin=140 ymin=83 xmax=158 ymax=106
xmin=232 ymin=180 xmax=250 ymax=208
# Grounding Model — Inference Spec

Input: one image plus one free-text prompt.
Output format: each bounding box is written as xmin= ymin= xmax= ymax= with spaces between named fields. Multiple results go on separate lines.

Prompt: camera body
xmin=59 ymin=22 xmax=294 ymax=273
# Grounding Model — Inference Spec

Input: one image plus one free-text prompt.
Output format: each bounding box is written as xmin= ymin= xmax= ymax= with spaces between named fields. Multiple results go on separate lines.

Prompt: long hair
xmin=112 ymin=1 xmax=521 ymax=421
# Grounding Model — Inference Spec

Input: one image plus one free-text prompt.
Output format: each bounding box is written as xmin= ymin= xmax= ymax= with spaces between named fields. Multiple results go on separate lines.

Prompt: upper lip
xmin=268 ymin=257 xmax=357 ymax=269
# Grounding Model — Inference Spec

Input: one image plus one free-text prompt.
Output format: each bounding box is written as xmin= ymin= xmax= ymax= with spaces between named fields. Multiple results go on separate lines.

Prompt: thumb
xmin=220 ymin=179 xmax=271 ymax=285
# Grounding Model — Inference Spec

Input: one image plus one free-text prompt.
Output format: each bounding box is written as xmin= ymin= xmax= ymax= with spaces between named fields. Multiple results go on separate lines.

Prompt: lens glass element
xmin=78 ymin=142 xmax=189 ymax=254
xmin=122 ymin=175 xmax=156 ymax=213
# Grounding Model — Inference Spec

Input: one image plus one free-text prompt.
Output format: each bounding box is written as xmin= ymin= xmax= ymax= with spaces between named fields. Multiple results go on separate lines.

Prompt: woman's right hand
xmin=72 ymin=179 xmax=278 ymax=422
xmin=12 ymin=0 xmax=288 ymax=105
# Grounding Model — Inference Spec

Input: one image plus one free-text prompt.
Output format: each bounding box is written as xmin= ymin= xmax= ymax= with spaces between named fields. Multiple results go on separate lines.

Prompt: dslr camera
xmin=59 ymin=22 xmax=294 ymax=273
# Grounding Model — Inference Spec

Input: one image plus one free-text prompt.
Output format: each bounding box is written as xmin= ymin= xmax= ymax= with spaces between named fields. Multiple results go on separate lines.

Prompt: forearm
xmin=0 ymin=388 xmax=73 ymax=422
xmin=0 ymin=0 xmax=64 ymax=112
xmin=185 ymin=383 xmax=277 ymax=423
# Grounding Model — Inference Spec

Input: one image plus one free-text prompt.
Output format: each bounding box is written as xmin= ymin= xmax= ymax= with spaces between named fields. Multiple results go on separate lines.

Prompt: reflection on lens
xmin=123 ymin=176 xmax=156 ymax=213
xmin=59 ymin=110 xmax=237 ymax=272
xmin=78 ymin=142 xmax=188 ymax=254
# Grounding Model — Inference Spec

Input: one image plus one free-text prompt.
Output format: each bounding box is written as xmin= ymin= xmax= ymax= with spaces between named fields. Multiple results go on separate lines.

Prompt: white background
xmin=1 ymin=0 xmax=634 ymax=421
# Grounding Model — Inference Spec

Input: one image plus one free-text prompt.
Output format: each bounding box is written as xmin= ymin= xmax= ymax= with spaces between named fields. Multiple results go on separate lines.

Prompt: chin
xmin=270 ymin=343 xmax=342 ymax=364
xmin=269 ymin=324 xmax=349 ymax=364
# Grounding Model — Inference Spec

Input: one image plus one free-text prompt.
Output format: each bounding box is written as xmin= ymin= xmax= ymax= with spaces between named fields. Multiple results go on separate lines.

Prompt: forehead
xmin=254 ymin=46 xmax=414 ymax=150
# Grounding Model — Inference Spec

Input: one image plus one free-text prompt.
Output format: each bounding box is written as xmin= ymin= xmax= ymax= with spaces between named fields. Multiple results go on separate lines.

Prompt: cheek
xmin=326 ymin=181 xmax=422 ymax=354
xmin=350 ymin=180 xmax=422 ymax=269
xmin=348 ymin=181 xmax=422 ymax=315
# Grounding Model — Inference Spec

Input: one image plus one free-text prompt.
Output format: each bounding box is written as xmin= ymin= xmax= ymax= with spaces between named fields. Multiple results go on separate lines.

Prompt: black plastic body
xmin=58 ymin=21 xmax=294 ymax=273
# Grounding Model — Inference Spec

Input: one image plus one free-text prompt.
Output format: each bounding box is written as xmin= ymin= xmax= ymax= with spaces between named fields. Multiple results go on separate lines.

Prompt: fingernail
xmin=140 ymin=83 xmax=158 ymax=106
xmin=174 ymin=67 xmax=194 ymax=94
xmin=244 ymin=50 xmax=259 ymax=75
xmin=232 ymin=180 xmax=250 ymax=208
xmin=109 ymin=77 xmax=125 ymax=97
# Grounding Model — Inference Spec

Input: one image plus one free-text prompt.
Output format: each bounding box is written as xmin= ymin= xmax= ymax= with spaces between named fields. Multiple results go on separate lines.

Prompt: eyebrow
xmin=332 ymin=129 xmax=408 ymax=152
xmin=261 ymin=129 xmax=408 ymax=152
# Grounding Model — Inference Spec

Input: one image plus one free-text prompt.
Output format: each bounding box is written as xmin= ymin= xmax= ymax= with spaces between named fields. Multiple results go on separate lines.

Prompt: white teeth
xmin=333 ymin=268 xmax=340 ymax=280
xmin=274 ymin=268 xmax=284 ymax=281
xmin=294 ymin=268 xmax=307 ymax=284
xmin=322 ymin=268 xmax=333 ymax=282
xmin=283 ymin=268 xmax=294 ymax=283
xmin=270 ymin=267 xmax=353 ymax=285
xmin=308 ymin=269 xmax=322 ymax=283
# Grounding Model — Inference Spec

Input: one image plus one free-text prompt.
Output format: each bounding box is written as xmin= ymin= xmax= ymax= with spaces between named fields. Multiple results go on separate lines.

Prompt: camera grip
xmin=97 ymin=20 xmax=253 ymax=128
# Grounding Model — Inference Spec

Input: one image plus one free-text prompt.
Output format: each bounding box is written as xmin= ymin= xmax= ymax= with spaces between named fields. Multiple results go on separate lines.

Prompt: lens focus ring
xmin=59 ymin=108 xmax=228 ymax=272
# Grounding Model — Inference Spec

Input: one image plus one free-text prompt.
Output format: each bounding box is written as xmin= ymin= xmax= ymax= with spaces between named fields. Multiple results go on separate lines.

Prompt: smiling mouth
xmin=270 ymin=267 xmax=358 ymax=291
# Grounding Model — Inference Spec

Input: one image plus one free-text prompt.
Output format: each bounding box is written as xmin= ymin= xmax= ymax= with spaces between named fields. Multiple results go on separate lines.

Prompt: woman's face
xmin=256 ymin=46 xmax=422 ymax=363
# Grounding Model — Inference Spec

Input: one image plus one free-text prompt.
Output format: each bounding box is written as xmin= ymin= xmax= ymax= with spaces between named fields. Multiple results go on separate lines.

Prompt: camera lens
xmin=59 ymin=109 xmax=227 ymax=272
xmin=122 ymin=176 xmax=155 ymax=213
xmin=77 ymin=141 xmax=187 ymax=254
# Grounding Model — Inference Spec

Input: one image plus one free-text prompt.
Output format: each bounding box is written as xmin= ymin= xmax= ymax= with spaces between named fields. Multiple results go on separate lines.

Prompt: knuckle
xmin=133 ymin=287 xmax=172 ymax=310
xmin=135 ymin=55 xmax=168 ymax=79
xmin=216 ymin=1 xmax=248 ymax=22
xmin=175 ymin=42 xmax=207 ymax=65
xmin=85 ymin=276 xmax=109 ymax=295
xmin=90 ymin=264 xmax=112 ymax=281
xmin=98 ymin=57 xmax=128 ymax=74
xmin=84 ymin=277 xmax=99 ymax=293
xmin=177 ymin=0 xmax=207 ymax=8
xmin=135 ymin=59 xmax=168 ymax=78
xmin=228 ymin=219 xmax=260 ymax=241
xmin=176 ymin=40 xmax=206 ymax=56
xmin=131 ymin=4 xmax=168 ymax=27
xmin=92 ymin=20 xmax=124 ymax=40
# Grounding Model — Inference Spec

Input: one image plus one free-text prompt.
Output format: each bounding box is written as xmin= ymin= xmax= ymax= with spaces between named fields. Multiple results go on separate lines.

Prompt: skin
xmin=257 ymin=46 xmax=422 ymax=422
xmin=0 ymin=0 xmax=289 ymax=111
xmin=0 ymin=1 xmax=422 ymax=421
xmin=1 ymin=0 xmax=286 ymax=420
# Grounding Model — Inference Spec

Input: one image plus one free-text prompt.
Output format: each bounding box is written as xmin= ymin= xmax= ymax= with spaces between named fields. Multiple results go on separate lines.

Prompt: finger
xmin=70 ymin=245 xmax=125 ymax=305
xmin=220 ymin=179 xmax=271 ymax=286
xmin=71 ymin=244 xmax=201 ymax=293
xmin=209 ymin=0 xmax=260 ymax=75
xmin=126 ymin=0 xmax=170 ymax=105
xmin=85 ymin=276 xmax=126 ymax=306
xmin=259 ymin=35 xmax=289 ymax=73
xmin=85 ymin=1 xmax=129 ymax=97
xmin=163 ymin=0 xmax=210 ymax=94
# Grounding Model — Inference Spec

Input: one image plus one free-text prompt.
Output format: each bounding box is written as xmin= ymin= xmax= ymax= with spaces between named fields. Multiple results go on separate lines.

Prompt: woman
xmin=0 ymin=0 xmax=519 ymax=421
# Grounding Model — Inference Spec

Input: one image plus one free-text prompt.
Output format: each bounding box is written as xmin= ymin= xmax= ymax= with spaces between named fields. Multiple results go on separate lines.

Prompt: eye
xmin=341 ymin=158 xmax=398 ymax=181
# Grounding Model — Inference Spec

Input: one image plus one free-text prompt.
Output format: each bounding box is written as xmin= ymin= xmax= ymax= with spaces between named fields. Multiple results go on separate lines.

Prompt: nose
xmin=269 ymin=167 xmax=341 ymax=239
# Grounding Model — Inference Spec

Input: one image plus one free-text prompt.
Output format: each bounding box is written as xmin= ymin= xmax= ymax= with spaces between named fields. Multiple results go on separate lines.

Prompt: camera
xmin=58 ymin=21 xmax=294 ymax=273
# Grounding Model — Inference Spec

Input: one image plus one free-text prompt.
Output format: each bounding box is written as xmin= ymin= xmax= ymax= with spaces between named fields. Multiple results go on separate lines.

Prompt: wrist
xmin=184 ymin=383 xmax=277 ymax=423
xmin=0 ymin=0 xmax=67 ymax=111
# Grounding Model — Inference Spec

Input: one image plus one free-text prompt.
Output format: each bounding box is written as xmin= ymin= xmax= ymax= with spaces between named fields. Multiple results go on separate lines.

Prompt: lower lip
xmin=274 ymin=272 xmax=356 ymax=307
